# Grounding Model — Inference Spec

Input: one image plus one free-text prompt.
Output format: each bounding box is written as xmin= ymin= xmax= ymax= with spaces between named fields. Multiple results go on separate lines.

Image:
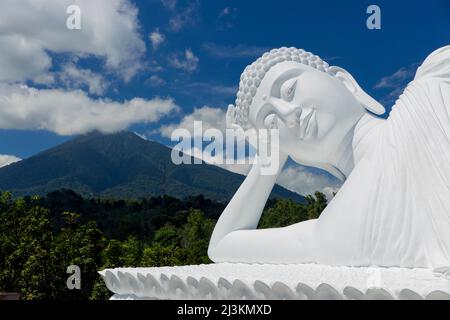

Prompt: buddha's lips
xmin=298 ymin=108 xmax=316 ymax=140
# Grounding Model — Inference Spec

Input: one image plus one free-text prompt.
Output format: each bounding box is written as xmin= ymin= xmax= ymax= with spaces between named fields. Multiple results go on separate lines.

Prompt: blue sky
xmin=0 ymin=0 xmax=449 ymax=196
xmin=1 ymin=0 xmax=450 ymax=158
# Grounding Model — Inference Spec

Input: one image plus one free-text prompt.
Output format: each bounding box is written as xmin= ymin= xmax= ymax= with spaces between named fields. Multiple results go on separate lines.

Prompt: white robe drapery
xmin=315 ymin=46 xmax=450 ymax=268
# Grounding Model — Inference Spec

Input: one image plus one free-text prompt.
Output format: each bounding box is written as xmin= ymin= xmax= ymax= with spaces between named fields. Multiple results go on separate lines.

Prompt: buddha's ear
xmin=328 ymin=66 xmax=385 ymax=115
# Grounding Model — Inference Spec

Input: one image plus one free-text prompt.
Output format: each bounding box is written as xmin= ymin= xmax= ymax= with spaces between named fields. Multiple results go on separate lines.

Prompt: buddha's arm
xmin=208 ymin=152 xmax=288 ymax=261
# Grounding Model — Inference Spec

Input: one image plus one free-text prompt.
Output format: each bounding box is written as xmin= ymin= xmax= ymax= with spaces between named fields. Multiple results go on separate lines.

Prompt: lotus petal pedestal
xmin=99 ymin=263 xmax=450 ymax=300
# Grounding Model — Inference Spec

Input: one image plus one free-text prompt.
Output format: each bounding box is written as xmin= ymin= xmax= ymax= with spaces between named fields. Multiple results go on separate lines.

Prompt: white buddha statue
xmin=208 ymin=46 xmax=450 ymax=269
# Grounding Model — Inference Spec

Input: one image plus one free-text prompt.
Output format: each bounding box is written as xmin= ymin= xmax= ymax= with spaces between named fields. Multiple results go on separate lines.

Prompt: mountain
xmin=0 ymin=131 xmax=305 ymax=203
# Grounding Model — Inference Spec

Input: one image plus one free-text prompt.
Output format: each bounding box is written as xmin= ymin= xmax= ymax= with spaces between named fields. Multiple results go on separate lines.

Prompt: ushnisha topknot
xmin=230 ymin=47 xmax=332 ymax=129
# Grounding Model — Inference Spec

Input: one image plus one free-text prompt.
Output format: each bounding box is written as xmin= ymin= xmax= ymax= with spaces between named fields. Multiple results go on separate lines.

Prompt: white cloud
xmin=374 ymin=63 xmax=418 ymax=105
xmin=172 ymin=144 xmax=254 ymax=176
xmin=220 ymin=161 xmax=341 ymax=198
xmin=218 ymin=160 xmax=253 ymax=176
xmin=147 ymin=60 xmax=164 ymax=73
xmin=0 ymin=0 xmax=146 ymax=82
xmin=0 ymin=155 xmax=21 ymax=168
xmin=161 ymin=106 xmax=257 ymax=175
xmin=185 ymin=82 xmax=237 ymax=96
xmin=159 ymin=105 xmax=225 ymax=138
xmin=168 ymin=1 xmax=199 ymax=32
xmin=169 ymin=49 xmax=199 ymax=73
xmin=202 ymin=42 xmax=270 ymax=59
xmin=0 ymin=35 xmax=52 ymax=83
xmin=59 ymin=63 xmax=109 ymax=95
xmin=146 ymin=75 xmax=166 ymax=87
xmin=374 ymin=65 xmax=417 ymax=89
xmin=33 ymin=73 xmax=56 ymax=86
xmin=150 ymin=29 xmax=165 ymax=50
xmin=277 ymin=166 xmax=341 ymax=200
xmin=161 ymin=107 xmax=340 ymax=199
xmin=167 ymin=120 xmax=338 ymax=198
xmin=0 ymin=84 xmax=179 ymax=135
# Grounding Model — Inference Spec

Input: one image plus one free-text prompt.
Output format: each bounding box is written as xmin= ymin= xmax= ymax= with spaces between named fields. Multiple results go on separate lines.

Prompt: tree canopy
xmin=0 ymin=189 xmax=327 ymax=299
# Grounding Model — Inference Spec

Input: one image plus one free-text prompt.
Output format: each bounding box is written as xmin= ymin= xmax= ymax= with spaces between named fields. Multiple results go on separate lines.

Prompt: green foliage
xmin=142 ymin=209 xmax=216 ymax=266
xmin=305 ymin=191 xmax=328 ymax=220
xmin=259 ymin=192 xmax=327 ymax=228
xmin=153 ymin=225 xmax=180 ymax=247
xmin=180 ymin=209 xmax=215 ymax=264
xmin=52 ymin=219 xmax=107 ymax=299
xmin=259 ymin=198 xmax=308 ymax=228
xmin=141 ymin=245 xmax=186 ymax=267
xmin=0 ymin=190 xmax=113 ymax=300
xmin=101 ymin=239 xmax=125 ymax=268
xmin=122 ymin=236 xmax=144 ymax=267
xmin=0 ymin=189 xmax=328 ymax=300
xmin=0 ymin=194 xmax=57 ymax=299
xmin=35 ymin=190 xmax=225 ymax=241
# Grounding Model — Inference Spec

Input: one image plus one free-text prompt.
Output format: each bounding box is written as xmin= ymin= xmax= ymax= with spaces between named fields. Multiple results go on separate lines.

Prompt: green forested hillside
xmin=0 ymin=189 xmax=327 ymax=300
xmin=0 ymin=131 xmax=305 ymax=202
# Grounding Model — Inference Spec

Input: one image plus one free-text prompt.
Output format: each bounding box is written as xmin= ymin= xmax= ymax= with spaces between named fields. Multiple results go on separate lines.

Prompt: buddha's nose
xmin=268 ymin=98 xmax=299 ymax=128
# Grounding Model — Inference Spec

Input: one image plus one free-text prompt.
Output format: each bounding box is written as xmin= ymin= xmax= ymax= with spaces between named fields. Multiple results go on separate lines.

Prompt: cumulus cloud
xmin=0 ymin=84 xmax=179 ymax=135
xmin=58 ymin=63 xmax=109 ymax=95
xmin=169 ymin=49 xmax=199 ymax=73
xmin=0 ymin=1 xmax=175 ymax=136
xmin=159 ymin=106 xmax=225 ymax=138
xmin=149 ymin=29 xmax=165 ymax=50
xmin=277 ymin=166 xmax=341 ymax=200
xmin=0 ymin=35 xmax=52 ymax=83
xmin=0 ymin=0 xmax=146 ymax=82
xmin=0 ymin=155 xmax=21 ymax=168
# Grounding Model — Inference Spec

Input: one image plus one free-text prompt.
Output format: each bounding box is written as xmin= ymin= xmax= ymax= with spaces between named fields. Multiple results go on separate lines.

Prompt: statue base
xmin=99 ymin=263 xmax=450 ymax=300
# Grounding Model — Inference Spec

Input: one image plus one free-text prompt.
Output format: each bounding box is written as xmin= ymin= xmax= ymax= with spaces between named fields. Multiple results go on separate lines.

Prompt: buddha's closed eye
xmin=280 ymin=78 xmax=297 ymax=102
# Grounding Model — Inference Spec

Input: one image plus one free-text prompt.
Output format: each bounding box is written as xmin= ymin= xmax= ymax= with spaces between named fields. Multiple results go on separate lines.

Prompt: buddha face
xmin=248 ymin=61 xmax=365 ymax=173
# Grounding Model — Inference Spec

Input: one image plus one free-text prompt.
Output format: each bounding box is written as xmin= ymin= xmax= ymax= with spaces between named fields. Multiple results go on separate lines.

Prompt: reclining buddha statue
xmin=208 ymin=46 xmax=450 ymax=269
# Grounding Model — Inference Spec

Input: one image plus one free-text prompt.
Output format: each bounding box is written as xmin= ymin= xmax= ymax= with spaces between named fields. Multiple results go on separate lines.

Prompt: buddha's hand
xmin=255 ymin=118 xmax=288 ymax=176
xmin=226 ymin=104 xmax=287 ymax=175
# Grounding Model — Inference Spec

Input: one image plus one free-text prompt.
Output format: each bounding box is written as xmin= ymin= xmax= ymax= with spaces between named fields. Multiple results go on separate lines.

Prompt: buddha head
xmin=227 ymin=47 xmax=385 ymax=179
